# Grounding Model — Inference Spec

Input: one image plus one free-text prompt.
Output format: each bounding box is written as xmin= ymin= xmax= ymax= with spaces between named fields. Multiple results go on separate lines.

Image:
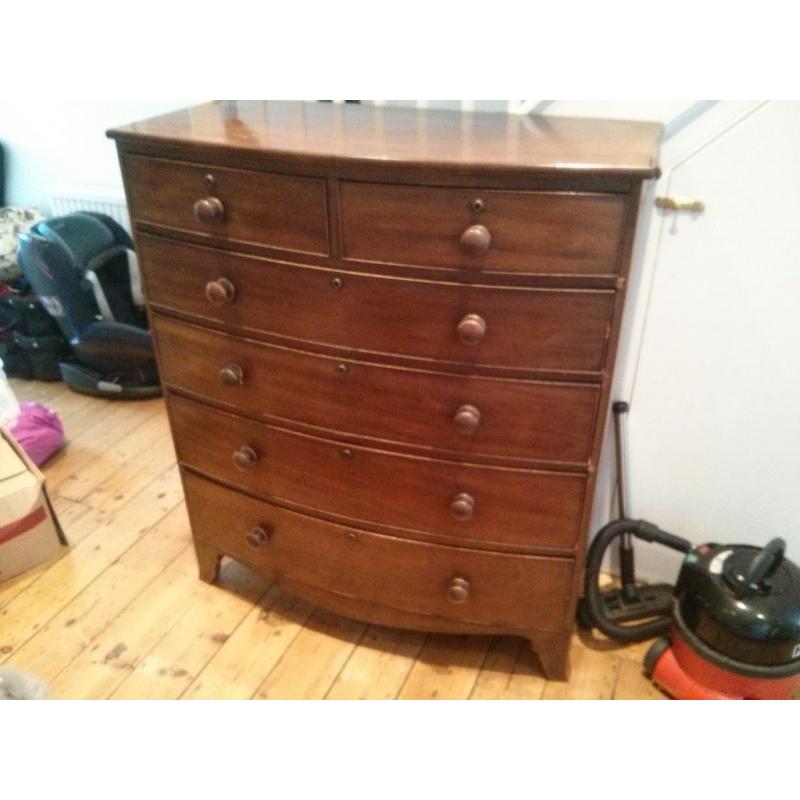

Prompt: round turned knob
xmin=447 ymin=576 xmax=471 ymax=604
xmin=205 ymin=277 xmax=236 ymax=305
xmin=453 ymin=404 xmax=481 ymax=435
xmin=245 ymin=526 xmax=270 ymax=548
xmin=459 ymin=224 xmax=491 ymax=256
xmin=232 ymin=445 xmax=258 ymax=471
xmin=457 ymin=314 xmax=487 ymax=346
xmin=193 ymin=196 xmax=225 ymax=224
xmin=450 ymin=492 xmax=475 ymax=521
xmin=219 ymin=363 xmax=244 ymax=386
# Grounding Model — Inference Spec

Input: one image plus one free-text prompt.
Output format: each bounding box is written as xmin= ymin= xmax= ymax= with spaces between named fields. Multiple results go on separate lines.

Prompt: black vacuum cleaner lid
xmin=675 ymin=539 xmax=800 ymax=667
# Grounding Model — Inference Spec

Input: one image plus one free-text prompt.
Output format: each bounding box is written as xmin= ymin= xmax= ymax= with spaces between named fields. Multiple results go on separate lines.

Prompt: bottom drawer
xmin=182 ymin=470 xmax=576 ymax=632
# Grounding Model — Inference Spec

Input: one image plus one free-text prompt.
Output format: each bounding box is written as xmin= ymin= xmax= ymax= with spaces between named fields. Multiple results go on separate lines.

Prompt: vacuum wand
xmin=613 ymin=401 xmax=638 ymax=601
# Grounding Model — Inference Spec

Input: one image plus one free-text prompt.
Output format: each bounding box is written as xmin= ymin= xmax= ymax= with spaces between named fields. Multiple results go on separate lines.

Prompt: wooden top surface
xmin=108 ymin=101 xmax=661 ymax=178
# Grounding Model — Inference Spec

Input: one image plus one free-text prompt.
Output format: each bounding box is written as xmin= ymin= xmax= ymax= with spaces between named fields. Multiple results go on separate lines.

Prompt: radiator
xmin=47 ymin=186 xmax=130 ymax=232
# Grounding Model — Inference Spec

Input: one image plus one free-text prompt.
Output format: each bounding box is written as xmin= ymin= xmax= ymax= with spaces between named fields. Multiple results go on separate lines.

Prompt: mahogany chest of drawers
xmin=110 ymin=101 xmax=660 ymax=680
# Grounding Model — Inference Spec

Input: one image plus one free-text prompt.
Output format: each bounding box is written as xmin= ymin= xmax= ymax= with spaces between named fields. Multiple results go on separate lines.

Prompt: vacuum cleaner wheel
xmin=643 ymin=636 xmax=671 ymax=679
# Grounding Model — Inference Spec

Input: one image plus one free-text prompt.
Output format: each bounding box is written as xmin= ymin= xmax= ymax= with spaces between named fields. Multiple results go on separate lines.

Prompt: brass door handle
xmin=655 ymin=197 xmax=705 ymax=213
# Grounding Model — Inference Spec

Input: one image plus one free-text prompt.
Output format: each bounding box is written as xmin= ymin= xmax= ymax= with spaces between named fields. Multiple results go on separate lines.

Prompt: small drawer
xmin=183 ymin=470 xmax=576 ymax=631
xmin=153 ymin=315 xmax=600 ymax=466
xmin=122 ymin=155 xmax=329 ymax=255
xmin=339 ymin=182 xmax=627 ymax=275
xmin=168 ymin=394 xmax=587 ymax=551
xmin=139 ymin=235 xmax=614 ymax=374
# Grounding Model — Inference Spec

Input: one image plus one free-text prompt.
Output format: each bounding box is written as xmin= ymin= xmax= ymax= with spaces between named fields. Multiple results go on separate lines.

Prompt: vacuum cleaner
xmin=581 ymin=402 xmax=800 ymax=699
xmin=16 ymin=212 xmax=160 ymax=398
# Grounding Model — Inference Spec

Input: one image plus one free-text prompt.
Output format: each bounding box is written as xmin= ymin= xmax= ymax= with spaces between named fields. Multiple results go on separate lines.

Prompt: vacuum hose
xmin=583 ymin=519 xmax=692 ymax=643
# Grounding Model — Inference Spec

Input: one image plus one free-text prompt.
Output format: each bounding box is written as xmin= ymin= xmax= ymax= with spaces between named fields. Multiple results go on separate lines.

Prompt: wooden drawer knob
xmin=245 ymin=526 xmax=270 ymax=548
xmin=232 ymin=445 xmax=258 ymax=471
xmin=193 ymin=196 xmax=225 ymax=224
xmin=205 ymin=278 xmax=236 ymax=305
xmin=447 ymin=576 xmax=471 ymax=604
xmin=219 ymin=363 xmax=244 ymax=386
xmin=457 ymin=314 xmax=486 ymax=345
xmin=453 ymin=404 xmax=481 ymax=434
xmin=460 ymin=224 xmax=491 ymax=256
xmin=450 ymin=492 xmax=475 ymax=521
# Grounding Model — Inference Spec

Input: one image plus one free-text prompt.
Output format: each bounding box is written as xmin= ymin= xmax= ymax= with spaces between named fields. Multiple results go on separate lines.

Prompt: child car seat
xmin=16 ymin=211 xmax=160 ymax=398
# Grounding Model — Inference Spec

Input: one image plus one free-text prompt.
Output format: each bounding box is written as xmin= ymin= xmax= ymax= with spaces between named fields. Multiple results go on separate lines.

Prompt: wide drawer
xmin=168 ymin=394 xmax=587 ymax=551
xmin=139 ymin=235 xmax=613 ymax=374
xmin=339 ymin=182 xmax=628 ymax=275
xmin=183 ymin=470 xmax=576 ymax=631
xmin=122 ymin=155 xmax=329 ymax=255
xmin=153 ymin=315 xmax=599 ymax=466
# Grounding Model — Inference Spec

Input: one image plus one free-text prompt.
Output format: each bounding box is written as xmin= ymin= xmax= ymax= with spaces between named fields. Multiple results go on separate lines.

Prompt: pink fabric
xmin=8 ymin=402 xmax=64 ymax=466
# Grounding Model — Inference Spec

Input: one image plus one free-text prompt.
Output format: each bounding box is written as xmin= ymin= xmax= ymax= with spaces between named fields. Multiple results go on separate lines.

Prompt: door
xmin=616 ymin=101 xmax=800 ymax=579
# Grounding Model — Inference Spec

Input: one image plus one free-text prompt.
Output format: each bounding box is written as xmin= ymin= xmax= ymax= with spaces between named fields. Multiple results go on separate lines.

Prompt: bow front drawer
xmin=122 ymin=155 xmax=329 ymax=255
xmin=339 ymin=182 xmax=628 ymax=276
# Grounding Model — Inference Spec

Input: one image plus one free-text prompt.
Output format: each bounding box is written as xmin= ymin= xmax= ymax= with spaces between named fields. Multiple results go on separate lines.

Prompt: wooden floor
xmin=0 ymin=379 xmax=666 ymax=700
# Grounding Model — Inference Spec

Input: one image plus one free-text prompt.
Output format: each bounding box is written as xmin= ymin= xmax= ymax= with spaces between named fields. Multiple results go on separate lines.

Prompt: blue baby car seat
xmin=16 ymin=212 xmax=160 ymax=398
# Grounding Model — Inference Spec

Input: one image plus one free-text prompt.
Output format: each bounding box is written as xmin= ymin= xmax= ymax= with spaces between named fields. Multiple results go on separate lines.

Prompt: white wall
xmin=0 ymin=100 xmax=200 ymax=210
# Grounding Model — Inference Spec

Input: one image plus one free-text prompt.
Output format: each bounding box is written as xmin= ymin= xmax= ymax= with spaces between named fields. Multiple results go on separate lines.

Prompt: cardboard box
xmin=0 ymin=426 xmax=66 ymax=583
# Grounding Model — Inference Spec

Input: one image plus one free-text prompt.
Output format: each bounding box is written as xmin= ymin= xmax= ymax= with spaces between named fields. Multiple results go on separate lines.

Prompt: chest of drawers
xmin=110 ymin=101 xmax=660 ymax=680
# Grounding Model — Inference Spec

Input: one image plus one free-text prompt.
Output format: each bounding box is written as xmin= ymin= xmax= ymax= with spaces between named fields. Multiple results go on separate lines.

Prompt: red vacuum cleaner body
xmin=645 ymin=540 xmax=800 ymax=700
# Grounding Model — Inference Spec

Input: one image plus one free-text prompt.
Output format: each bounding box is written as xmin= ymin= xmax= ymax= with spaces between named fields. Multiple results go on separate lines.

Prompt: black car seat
xmin=16 ymin=211 xmax=160 ymax=397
